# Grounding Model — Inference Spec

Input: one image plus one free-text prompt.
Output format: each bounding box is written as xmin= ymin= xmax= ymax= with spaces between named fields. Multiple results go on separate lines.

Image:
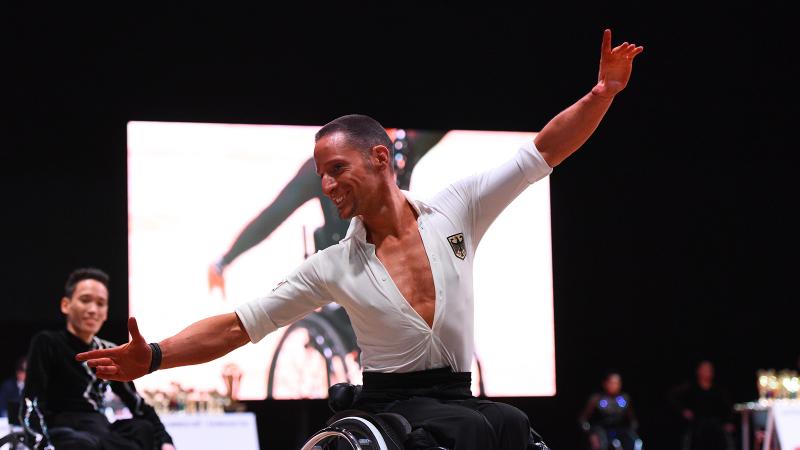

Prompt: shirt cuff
xmin=519 ymin=140 xmax=554 ymax=183
xmin=235 ymin=300 xmax=279 ymax=344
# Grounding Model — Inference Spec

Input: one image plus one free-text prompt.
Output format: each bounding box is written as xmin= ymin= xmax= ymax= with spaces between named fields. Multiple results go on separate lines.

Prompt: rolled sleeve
xmin=517 ymin=140 xmax=554 ymax=183
xmin=235 ymin=301 xmax=279 ymax=343
xmin=234 ymin=256 xmax=332 ymax=343
xmin=454 ymin=139 xmax=553 ymax=246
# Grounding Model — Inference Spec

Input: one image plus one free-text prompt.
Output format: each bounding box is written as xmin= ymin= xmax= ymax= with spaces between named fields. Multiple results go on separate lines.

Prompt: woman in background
xmin=579 ymin=370 xmax=642 ymax=450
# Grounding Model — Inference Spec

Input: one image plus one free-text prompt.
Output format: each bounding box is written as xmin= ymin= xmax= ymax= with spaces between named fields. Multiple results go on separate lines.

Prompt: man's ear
xmin=60 ymin=297 xmax=70 ymax=314
xmin=371 ymin=145 xmax=391 ymax=171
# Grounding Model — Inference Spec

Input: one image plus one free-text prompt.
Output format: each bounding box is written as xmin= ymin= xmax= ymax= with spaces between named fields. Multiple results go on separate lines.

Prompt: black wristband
xmin=148 ymin=342 xmax=162 ymax=374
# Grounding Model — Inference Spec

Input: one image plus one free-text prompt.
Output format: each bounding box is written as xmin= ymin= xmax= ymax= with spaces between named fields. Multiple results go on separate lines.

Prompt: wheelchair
xmin=299 ymin=383 xmax=551 ymax=450
xmin=0 ymin=399 xmax=54 ymax=450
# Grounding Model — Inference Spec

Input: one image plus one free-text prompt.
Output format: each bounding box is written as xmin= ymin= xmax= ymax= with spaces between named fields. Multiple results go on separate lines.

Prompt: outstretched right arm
xmin=76 ymin=315 xmax=250 ymax=382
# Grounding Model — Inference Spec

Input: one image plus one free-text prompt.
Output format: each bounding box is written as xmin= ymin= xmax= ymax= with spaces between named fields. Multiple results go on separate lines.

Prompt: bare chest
xmin=375 ymin=233 xmax=437 ymax=327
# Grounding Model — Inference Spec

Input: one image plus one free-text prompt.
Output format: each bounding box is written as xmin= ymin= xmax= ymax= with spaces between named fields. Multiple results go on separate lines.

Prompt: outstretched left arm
xmin=535 ymin=28 xmax=644 ymax=167
xmin=76 ymin=315 xmax=250 ymax=382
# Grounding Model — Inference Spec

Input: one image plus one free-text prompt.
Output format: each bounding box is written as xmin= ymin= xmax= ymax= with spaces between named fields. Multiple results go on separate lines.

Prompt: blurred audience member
xmin=0 ymin=356 xmax=26 ymax=417
xmin=669 ymin=359 xmax=735 ymax=450
xmin=579 ymin=369 xmax=642 ymax=450
xmin=23 ymin=267 xmax=174 ymax=449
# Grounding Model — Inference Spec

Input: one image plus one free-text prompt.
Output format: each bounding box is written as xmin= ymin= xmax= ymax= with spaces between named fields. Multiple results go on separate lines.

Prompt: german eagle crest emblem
xmin=447 ymin=233 xmax=466 ymax=260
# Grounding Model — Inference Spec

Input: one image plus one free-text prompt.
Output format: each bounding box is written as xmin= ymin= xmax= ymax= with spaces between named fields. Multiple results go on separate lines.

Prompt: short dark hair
xmin=315 ymin=114 xmax=394 ymax=166
xmin=14 ymin=356 xmax=26 ymax=372
xmin=64 ymin=267 xmax=110 ymax=298
xmin=601 ymin=369 xmax=621 ymax=382
xmin=695 ymin=358 xmax=714 ymax=369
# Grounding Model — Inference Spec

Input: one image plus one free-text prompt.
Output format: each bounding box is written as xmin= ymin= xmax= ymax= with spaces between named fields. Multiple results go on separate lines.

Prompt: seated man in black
xmin=23 ymin=268 xmax=175 ymax=450
xmin=668 ymin=360 xmax=735 ymax=450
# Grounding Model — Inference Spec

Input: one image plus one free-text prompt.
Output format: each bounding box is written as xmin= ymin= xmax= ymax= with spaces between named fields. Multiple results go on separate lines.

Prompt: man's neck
xmin=362 ymin=187 xmax=416 ymax=246
xmin=66 ymin=325 xmax=94 ymax=345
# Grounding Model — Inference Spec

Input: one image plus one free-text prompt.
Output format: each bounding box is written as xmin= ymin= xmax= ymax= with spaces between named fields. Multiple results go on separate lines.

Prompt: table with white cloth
xmin=735 ymin=399 xmax=800 ymax=450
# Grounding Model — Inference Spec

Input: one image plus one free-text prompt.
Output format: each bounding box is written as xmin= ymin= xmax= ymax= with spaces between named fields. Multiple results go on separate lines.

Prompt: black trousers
xmin=47 ymin=412 xmax=154 ymax=450
xmin=353 ymin=367 xmax=531 ymax=450
xmin=683 ymin=418 xmax=734 ymax=450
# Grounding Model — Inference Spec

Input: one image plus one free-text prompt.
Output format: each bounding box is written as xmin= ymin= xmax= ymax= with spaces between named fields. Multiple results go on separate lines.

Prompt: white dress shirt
xmin=235 ymin=140 xmax=552 ymax=373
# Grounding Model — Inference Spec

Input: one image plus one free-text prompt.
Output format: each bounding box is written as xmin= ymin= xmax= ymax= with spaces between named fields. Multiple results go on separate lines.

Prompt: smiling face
xmin=314 ymin=132 xmax=390 ymax=219
xmin=61 ymin=278 xmax=109 ymax=343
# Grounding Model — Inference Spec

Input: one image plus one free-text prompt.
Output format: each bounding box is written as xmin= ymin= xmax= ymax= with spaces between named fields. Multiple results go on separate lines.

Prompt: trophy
xmin=757 ymin=370 xmax=770 ymax=401
xmin=780 ymin=370 xmax=799 ymax=399
xmin=222 ymin=362 xmax=246 ymax=412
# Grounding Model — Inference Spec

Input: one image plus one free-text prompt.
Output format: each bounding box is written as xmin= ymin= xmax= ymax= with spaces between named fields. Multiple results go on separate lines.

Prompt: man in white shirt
xmin=78 ymin=29 xmax=643 ymax=449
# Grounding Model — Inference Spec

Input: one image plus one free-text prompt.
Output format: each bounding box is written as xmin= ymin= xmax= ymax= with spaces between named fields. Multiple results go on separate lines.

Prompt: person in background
xmin=23 ymin=267 xmax=175 ymax=450
xmin=578 ymin=370 xmax=642 ymax=450
xmin=0 ymin=356 xmax=26 ymax=417
xmin=669 ymin=359 xmax=735 ymax=450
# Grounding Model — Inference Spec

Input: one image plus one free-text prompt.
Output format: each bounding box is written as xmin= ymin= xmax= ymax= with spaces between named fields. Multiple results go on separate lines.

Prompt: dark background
xmin=2 ymin=3 xmax=797 ymax=449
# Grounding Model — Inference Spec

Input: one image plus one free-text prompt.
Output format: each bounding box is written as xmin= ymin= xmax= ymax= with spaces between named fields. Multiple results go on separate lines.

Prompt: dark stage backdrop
xmin=2 ymin=4 xmax=796 ymax=449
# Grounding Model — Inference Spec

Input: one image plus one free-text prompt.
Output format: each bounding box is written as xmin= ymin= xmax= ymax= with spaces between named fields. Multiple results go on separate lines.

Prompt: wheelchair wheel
xmin=301 ymin=410 xmax=407 ymax=450
xmin=300 ymin=419 xmax=387 ymax=450
xmin=267 ymin=308 xmax=361 ymax=399
xmin=0 ymin=430 xmax=36 ymax=450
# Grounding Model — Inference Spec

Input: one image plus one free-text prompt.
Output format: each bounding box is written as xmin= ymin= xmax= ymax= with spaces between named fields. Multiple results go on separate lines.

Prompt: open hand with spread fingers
xmin=592 ymin=28 xmax=644 ymax=99
xmin=76 ymin=316 xmax=152 ymax=381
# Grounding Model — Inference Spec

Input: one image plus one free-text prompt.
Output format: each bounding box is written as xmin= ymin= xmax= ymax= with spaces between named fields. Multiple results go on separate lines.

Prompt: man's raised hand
xmin=592 ymin=28 xmax=644 ymax=99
